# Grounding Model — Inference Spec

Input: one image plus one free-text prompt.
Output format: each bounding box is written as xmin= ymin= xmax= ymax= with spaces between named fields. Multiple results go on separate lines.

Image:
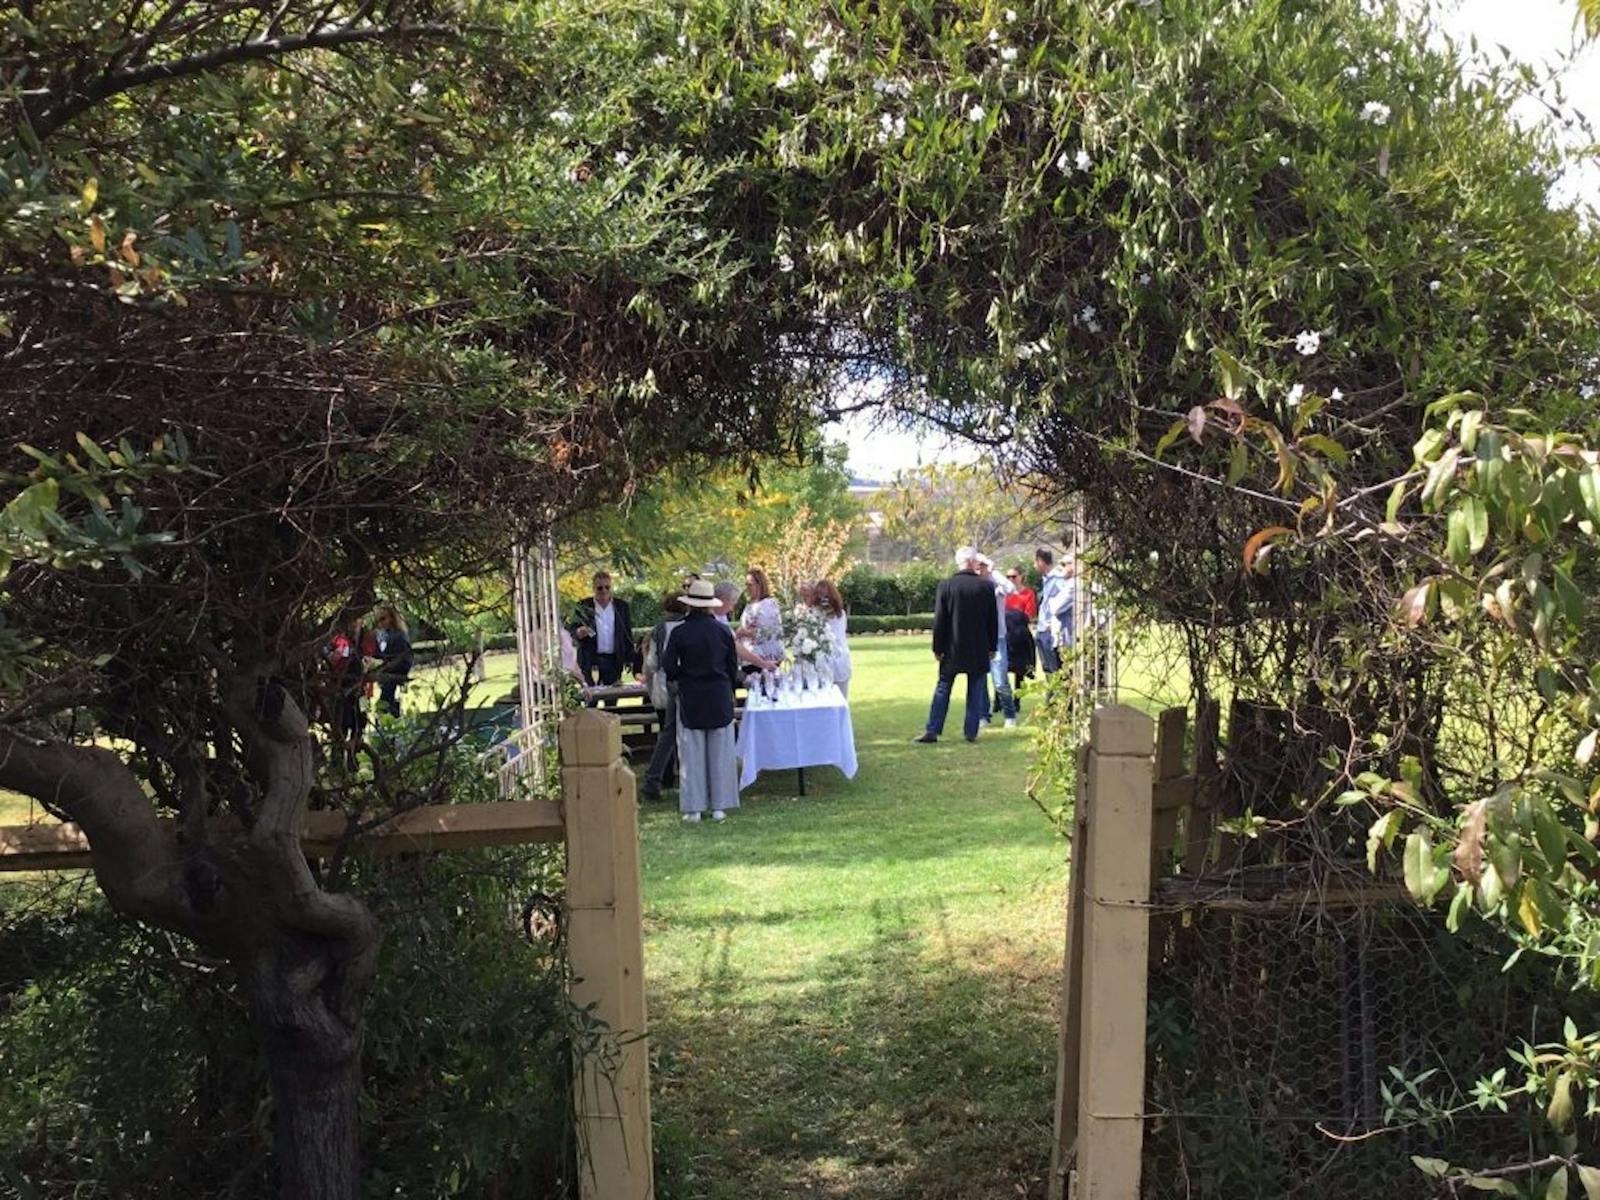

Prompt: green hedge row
xmin=845 ymin=613 xmax=935 ymax=634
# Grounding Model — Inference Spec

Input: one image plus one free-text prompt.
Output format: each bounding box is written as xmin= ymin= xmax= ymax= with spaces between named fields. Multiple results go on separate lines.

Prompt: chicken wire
xmin=1141 ymin=889 xmax=1596 ymax=1199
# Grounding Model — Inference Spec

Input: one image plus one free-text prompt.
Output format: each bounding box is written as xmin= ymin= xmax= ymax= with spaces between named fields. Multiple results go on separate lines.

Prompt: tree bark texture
xmin=0 ymin=669 xmax=380 ymax=1200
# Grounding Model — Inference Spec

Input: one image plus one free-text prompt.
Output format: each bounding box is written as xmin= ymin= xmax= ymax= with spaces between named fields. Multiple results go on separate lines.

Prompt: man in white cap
xmin=915 ymin=545 xmax=998 ymax=744
xmin=662 ymin=578 xmax=741 ymax=821
xmin=975 ymin=554 xmax=1018 ymax=728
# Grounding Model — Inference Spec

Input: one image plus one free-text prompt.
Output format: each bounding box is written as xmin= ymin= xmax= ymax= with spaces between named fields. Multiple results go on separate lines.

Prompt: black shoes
xmin=913 ymin=732 xmax=938 ymax=744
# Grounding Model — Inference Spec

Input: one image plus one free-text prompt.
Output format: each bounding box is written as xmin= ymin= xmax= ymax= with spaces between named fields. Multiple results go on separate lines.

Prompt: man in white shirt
xmin=976 ymin=555 xmax=1018 ymax=728
xmin=568 ymin=570 xmax=639 ymax=694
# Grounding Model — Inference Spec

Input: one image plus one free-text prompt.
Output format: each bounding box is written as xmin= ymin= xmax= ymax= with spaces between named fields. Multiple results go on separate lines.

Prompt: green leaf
xmin=3 ymin=478 xmax=60 ymax=536
xmin=1299 ymin=434 xmax=1347 ymax=464
xmin=1546 ymin=1167 xmax=1569 ymax=1200
xmin=1153 ymin=419 xmax=1186 ymax=460
xmin=1214 ymin=348 xmax=1244 ymax=399
xmin=1464 ymin=495 xmax=1488 ymax=554
xmin=1404 ymin=829 xmax=1444 ymax=903
xmin=1447 ymin=507 xmax=1471 ymax=565
xmin=1534 ymin=803 xmax=1568 ymax=871
xmin=1575 ymin=1162 xmax=1600 ymax=1200
xmin=1459 ymin=409 xmax=1484 ymax=453
xmin=1226 ymin=439 xmax=1248 ymax=486
xmin=75 ymin=432 xmax=114 ymax=469
xmin=1547 ymin=1075 xmax=1574 ymax=1132
xmin=1367 ymin=810 xmax=1402 ymax=873
xmin=1412 ymin=1156 xmax=1451 ymax=1179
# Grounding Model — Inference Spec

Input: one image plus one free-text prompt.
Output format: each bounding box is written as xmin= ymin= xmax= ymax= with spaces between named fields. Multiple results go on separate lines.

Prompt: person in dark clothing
xmin=373 ymin=604 xmax=413 ymax=718
xmin=662 ymin=579 xmax=741 ymax=821
xmin=567 ymin=570 xmax=641 ymax=701
xmin=1005 ymin=606 xmax=1036 ymax=710
xmin=640 ymin=594 xmax=687 ymax=801
xmin=915 ymin=546 xmax=999 ymax=744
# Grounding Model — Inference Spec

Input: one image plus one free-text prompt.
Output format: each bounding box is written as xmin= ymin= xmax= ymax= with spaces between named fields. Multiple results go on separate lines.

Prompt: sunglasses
xmin=595 ymin=585 xmax=612 ymax=592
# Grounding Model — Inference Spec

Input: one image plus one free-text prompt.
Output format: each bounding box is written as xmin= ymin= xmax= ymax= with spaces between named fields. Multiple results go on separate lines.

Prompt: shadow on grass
xmin=650 ymin=897 xmax=1058 ymax=1200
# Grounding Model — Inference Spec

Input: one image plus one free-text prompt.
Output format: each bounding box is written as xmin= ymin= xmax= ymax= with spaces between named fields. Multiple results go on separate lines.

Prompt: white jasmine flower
xmin=776 ymin=71 xmax=797 ymax=90
xmin=1000 ymin=46 xmax=1019 ymax=62
xmin=652 ymin=54 xmax=669 ymax=68
xmin=549 ymin=108 xmax=573 ymax=125
xmin=777 ymin=253 xmax=795 ymax=273
xmin=968 ymin=103 xmax=986 ymax=122
xmin=1075 ymin=148 xmax=1093 ymax=172
xmin=1294 ymin=329 xmax=1321 ymax=356
xmin=988 ymin=29 xmax=1000 ymax=42
xmin=1428 ymin=279 xmax=1442 ymax=293
xmin=1079 ymin=304 xmax=1097 ymax=323
xmin=1005 ymin=7 xmax=1017 ymax=20
xmin=1342 ymin=66 xmax=1360 ymax=79
xmin=876 ymin=112 xmax=907 ymax=143
xmin=1138 ymin=271 xmax=1152 ymax=285
xmin=811 ymin=46 xmax=833 ymax=83
xmin=1361 ymin=101 xmax=1391 ymax=125
xmin=614 ymin=150 xmax=631 ymax=166
xmin=1331 ymin=387 xmax=1344 ymax=401
xmin=1286 ymin=384 xmax=1305 ymax=407
xmin=1581 ymin=383 xmax=1597 ymax=400
xmin=1278 ymin=155 xmax=1291 ymax=166
xmin=409 ymin=81 xmax=428 ymax=98
xmin=676 ymin=32 xmax=688 ymax=47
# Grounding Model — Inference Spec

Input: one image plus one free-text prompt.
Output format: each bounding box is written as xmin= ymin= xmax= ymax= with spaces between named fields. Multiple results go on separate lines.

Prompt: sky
xmin=827 ymin=0 xmax=1598 ymax=482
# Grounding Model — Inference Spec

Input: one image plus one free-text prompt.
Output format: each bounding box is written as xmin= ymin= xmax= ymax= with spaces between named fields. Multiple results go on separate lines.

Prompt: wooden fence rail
xmin=0 ymin=708 xmax=655 ymax=1200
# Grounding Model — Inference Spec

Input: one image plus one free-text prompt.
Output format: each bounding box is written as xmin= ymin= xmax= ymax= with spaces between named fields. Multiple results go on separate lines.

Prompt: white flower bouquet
xmin=786 ymin=604 xmax=834 ymax=667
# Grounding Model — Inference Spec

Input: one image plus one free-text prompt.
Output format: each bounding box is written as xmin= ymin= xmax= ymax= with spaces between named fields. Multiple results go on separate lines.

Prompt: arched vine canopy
xmin=3 ymin=0 xmax=1600 ymax=1147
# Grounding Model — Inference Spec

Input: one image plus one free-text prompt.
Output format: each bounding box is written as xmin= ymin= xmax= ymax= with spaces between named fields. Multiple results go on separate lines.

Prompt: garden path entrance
xmin=637 ymin=634 xmax=1069 ymax=1200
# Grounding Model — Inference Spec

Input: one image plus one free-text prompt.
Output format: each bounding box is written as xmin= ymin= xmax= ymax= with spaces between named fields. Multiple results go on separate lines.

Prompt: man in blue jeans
xmin=974 ymin=555 xmax=1018 ymax=728
xmin=915 ymin=546 xmax=999 ymax=744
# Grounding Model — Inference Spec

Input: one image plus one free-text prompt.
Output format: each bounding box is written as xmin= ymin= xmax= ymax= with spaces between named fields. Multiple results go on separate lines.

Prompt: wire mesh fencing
xmin=1141 ymin=884 xmax=1597 ymax=1199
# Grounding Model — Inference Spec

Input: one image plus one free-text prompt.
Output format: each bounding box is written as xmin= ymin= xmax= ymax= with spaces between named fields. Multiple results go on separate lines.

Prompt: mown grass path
xmin=641 ymin=635 xmax=1066 ymax=1200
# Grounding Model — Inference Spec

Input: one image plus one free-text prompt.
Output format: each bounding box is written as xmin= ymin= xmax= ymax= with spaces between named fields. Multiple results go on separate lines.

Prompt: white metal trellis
xmin=488 ymin=534 xmax=564 ymax=797
xmin=1067 ymin=497 xmax=1118 ymax=737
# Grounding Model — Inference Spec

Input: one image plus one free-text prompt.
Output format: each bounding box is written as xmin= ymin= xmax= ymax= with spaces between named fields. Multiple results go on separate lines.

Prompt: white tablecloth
xmin=736 ymin=687 xmax=858 ymax=790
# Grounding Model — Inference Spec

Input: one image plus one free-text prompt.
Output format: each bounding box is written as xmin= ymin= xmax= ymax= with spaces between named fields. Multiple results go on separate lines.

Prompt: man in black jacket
xmin=915 ymin=546 xmax=999 ymax=744
xmin=568 ymin=571 xmax=640 ymax=694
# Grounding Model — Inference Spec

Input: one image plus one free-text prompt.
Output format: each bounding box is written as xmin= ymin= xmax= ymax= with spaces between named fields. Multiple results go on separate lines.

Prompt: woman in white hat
xmin=661 ymin=578 xmax=741 ymax=822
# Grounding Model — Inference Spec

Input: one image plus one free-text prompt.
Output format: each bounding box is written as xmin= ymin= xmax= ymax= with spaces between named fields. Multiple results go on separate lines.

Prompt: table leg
xmin=797 ymin=767 xmax=807 ymax=797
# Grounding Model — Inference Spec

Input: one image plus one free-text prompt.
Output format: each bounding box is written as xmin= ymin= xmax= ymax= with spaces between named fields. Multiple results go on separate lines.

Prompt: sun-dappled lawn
xmin=641 ymin=634 xmax=1070 ymax=1200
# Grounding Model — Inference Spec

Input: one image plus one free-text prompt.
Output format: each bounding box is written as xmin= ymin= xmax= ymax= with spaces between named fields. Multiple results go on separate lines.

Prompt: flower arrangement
xmin=786 ymin=603 xmax=834 ymax=666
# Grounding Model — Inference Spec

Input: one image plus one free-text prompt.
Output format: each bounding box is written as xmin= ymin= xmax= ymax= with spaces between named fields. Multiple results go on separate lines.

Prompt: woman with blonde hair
xmin=810 ymin=579 xmax=852 ymax=697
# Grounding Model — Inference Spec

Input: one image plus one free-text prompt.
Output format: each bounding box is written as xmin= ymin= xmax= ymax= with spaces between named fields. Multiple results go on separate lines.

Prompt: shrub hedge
xmin=846 ymin=613 xmax=935 ymax=634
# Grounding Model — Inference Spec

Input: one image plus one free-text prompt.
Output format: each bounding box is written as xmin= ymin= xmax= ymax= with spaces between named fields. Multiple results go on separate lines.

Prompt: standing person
xmin=715 ymin=579 xmax=778 ymax=670
xmin=372 ymin=604 xmax=413 ymax=718
xmin=1034 ymin=547 xmax=1070 ymax=675
xmin=325 ymin=613 xmax=377 ymax=768
xmin=975 ymin=556 xmax=1018 ymax=728
xmin=736 ymin=567 xmax=784 ymax=672
xmin=914 ymin=546 xmax=998 ymax=744
xmin=640 ymin=594 xmax=687 ymax=802
xmin=1005 ymin=606 xmax=1036 ymax=709
xmin=811 ymin=578 xmax=852 ymax=698
xmin=1005 ymin=566 xmax=1038 ymax=622
xmin=568 ymin=571 xmax=640 ymax=699
xmin=663 ymin=579 xmax=741 ymax=823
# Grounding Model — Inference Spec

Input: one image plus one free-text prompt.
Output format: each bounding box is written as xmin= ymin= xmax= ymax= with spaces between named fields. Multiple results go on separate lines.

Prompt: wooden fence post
xmin=1049 ymin=704 xmax=1155 ymax=1200
xmin=561 ymin=710 xmax=654 ymax=1200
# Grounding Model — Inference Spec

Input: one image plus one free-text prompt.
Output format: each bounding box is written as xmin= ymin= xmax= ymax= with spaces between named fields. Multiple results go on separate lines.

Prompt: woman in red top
xmin=1004 ymin=567 xmax=1037 ymax=621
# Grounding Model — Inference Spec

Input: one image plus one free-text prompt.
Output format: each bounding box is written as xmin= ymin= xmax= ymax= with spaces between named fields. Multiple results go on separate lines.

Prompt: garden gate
xmin=1051 ymin=704 xmax=1571 ymax=1200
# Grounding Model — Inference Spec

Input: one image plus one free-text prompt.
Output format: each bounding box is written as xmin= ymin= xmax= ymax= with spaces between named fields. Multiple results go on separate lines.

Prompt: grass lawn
xmin=642 ymin=635 xmax=1070 ymax=1200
